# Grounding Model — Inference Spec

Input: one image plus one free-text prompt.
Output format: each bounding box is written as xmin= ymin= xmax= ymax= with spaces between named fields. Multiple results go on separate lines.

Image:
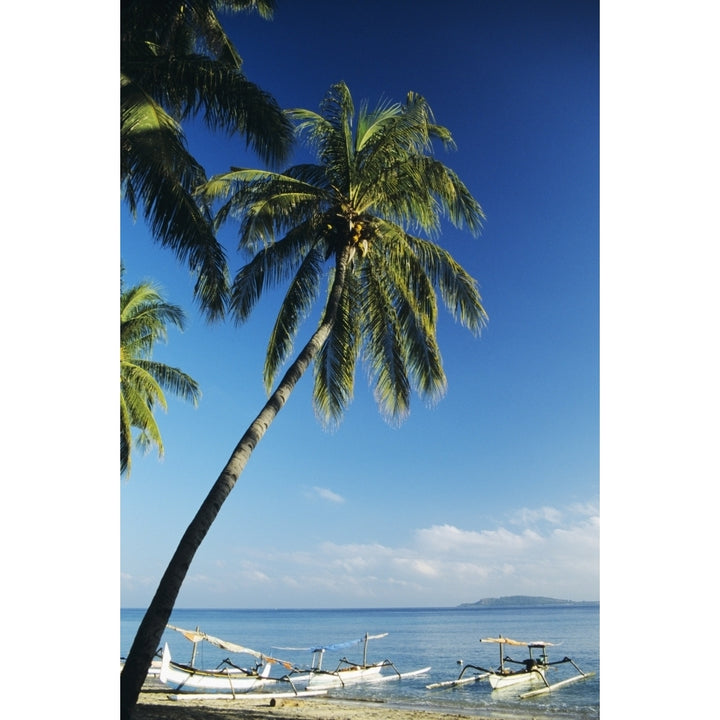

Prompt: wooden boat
xmin=157 ymin=625 xmax=306 ymax=696
xmin=159 ymin=642 xmax=273 ymax=693
xmin=427 ymin=635 xmax=594 ymax=696
xmin=279 ymin=632 xmax=430 ymax=690
xmin=483 ymin=637 xmax=549 ymax=689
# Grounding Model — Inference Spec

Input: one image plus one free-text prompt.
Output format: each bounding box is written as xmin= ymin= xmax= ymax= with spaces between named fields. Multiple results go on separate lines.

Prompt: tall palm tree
xmin=121 ymin=268 xmax=201 ymax=476
xmin=121 ymin=0 xmax=294 ymax=319
xmin=120 ymin=82 xmax=487 ymax=717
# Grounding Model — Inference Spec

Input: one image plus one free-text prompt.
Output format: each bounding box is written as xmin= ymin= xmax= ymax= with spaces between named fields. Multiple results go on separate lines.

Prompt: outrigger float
xmin=426 ymin=635 xmax=594 ymax=698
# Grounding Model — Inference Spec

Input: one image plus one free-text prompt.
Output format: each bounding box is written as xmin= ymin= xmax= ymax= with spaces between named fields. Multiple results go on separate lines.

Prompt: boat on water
xmin=277 ymin=632 xmax=431 ymax=690
xmin=483 ymin=637 xmax=551 ymax=689
xmin=157 ymin=624 xmax=317 ymax=697
xmin=427 ymin=635 xmax=594 ymax=697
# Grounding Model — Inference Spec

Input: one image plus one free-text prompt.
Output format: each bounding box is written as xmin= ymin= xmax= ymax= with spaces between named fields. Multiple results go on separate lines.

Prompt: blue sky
xmin=120 ymin=0 xmax=600 ymax=608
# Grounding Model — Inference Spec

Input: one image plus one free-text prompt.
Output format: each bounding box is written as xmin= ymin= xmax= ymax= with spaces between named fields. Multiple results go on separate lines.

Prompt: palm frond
xmin=121 ymin=282 xmax=187 ymax=354
xmin=379 ymin=252 xmax=446 ymax=403
xmin=200 ymin=168 xmax=330 ymax=251
xmin=264 ymin=245 xmax=326 ymax=390
xmin=354 ymin=96 xmax=403 ymax=153
xmin=313 ymin=273 xmax=360 ymax=425
xmin=120 ymin=272 xmax=200 ymax=476
xmin=357 ymin=259 xmax=411 ymax=423
xmin=120 ymin=397 xmax=133 ymax=475
xmin=412 ymin=157 xmax=485 ymax=233
xmin=405 ymin=234 xmax=488 ymax=334
xmin=122 ymin=78 xmax=229 ymax=318
xmin=125 ymin=55 xmax=292 ymax=165
xmin=134 ymin=359 xmax=201 ymax=405
xmin=290 ymin=83 xmax=355 ymax=190
xmin=230 ymin=222 xmax=321 ymax=321
xmin=121 ymin=0 xmax=293 ymax=320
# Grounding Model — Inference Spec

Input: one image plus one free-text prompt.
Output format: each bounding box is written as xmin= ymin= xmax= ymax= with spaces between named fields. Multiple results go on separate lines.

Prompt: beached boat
xmin=427 ymin=635 xmax=594 ymax=697
xmin=157 ymin=625 xmax=309 ymax=696
xmin=159 ymin=642 xmax=272 ymax=693
xmin=278 ymin=632 xmax=430 ymax=690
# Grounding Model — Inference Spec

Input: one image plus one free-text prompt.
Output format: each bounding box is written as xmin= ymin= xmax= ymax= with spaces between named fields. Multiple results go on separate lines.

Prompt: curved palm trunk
xmin=120 ymin=245 xmax=354 ymax=719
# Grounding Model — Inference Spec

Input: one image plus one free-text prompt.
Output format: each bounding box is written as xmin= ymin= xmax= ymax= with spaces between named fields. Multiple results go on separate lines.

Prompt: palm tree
xmin=120 ymin=82 xmax=487 ymax=717
xmin=121 ymin=267 xmax=201 ymax=477
xmin=121 ymin=0 xmax=294 ymax=319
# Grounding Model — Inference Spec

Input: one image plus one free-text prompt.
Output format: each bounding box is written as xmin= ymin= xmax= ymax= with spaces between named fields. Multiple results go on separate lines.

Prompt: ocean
xmin=121 ymin=604 xmax=599 ymax=719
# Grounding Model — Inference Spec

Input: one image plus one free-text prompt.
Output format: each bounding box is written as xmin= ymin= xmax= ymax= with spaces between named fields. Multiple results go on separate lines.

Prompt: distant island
xmin=457 ymin=595 xmax=598 ymax=608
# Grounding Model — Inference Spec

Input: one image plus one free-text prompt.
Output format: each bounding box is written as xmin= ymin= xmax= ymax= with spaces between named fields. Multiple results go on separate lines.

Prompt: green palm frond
xmin=313 ymin=273 xmax=361 ymax=425
xmin=359 ymin=258 xmax=412 ymax=422
xmin=354 ymin=96 xmax=403 ymax=153
xmin=122 ymin=78 xmax=230 ymax=319
xmin=373 ymin=239 xmax=446 ymax=403
xmin=134 ymin=359 xmax=202 ymax=403
xmin=120 ymin=269 xmax=201 ymax=476
xmin=121 ymin=0 xmax=293 ymax=319
xmin=230 ymin=220 xmax=323 ymax=321
xmin=198 ymin=169 xmax=330 ymax=251
xmin=405 ymin=234 xmax=488 ymax=333
xmin=124 ymin=55 xmax=292 ymax=162
xmin=121 ymin=362 xmax=166 ymax=477
xmin=120 ymin=399 xmax=133 ymax=476
xmin=264 ymin=244 xmax=327 ymax=390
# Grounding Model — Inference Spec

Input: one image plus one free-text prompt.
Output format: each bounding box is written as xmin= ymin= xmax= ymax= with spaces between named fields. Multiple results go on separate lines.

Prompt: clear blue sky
xmin=121 ymin=0 xmax=599 ymax=608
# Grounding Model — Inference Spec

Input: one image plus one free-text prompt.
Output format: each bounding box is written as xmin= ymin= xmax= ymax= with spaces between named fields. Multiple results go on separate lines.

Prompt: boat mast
xmin=363 ymin=633 xmax=369 ymax=666
xmin=190 ymin=625 xmax=200 ymax=667
xmin=312 ymin=647 xmax=325 ymax=670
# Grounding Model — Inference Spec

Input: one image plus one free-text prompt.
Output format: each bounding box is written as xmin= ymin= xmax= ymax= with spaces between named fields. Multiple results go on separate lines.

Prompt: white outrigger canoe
xmin=278 ymin=632 xmax=430 ymax=690
xmin=157 ymin=625 xmax=316 ymax=697
xmin=427 ymin=635 xmax=594 ymax=697
xmin=484 ymin=637 xmax=550 ymax=689
xmin=159 ymin=642 xmax=273 ymax=693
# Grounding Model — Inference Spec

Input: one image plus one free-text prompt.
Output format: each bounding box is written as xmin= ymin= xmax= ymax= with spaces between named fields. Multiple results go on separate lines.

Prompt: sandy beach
xmin=134 ymin=690 xmax=495 ymax=720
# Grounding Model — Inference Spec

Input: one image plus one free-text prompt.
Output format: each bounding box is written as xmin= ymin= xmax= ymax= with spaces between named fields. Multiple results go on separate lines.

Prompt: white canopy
xmin=166 ymin=624 xmax=294 ymax=669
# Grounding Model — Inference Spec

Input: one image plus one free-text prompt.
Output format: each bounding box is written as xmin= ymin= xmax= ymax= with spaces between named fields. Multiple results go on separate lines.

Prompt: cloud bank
xmin=122 ymin=501 xmax=598 ymax=608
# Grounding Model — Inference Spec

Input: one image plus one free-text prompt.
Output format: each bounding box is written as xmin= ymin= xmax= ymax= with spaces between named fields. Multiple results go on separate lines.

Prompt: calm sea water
xmin=121 ymin=604 xmax=599 ymax=719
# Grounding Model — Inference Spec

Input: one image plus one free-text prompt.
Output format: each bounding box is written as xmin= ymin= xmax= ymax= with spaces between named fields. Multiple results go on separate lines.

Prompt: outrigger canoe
xmin=427 ymin=635 xmax=594 ymax=697
xmin=157 ymin=625 xmax=313 ymax=697
xmin=277 ymin=632 xmax=430 ymax=690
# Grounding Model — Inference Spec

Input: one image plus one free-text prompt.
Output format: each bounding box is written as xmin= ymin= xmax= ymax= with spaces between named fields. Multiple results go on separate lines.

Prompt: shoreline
xmin=134 ymin=690 xmax=508 ymax=720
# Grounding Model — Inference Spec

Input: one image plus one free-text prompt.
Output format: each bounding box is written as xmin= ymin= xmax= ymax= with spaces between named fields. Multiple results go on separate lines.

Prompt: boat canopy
xmin=166 ymin=624 xmax=294 ymax=669
xmin=480 ymin=636 xmax=530 ymax=646
xmin=274 ymin=633 xmax=389 ymax=654
xmin=480 ymin=636 xmax=555 ymax=647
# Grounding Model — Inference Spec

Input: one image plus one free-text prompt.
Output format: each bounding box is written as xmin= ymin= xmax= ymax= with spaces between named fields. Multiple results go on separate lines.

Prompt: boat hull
xmin=159 ymin=643 xmax=271 ymax=693
xmin=305 ymin=664 xmax=385 ymax=689
xmin=160 ymin=661 xmax=269 ymax=693
xmin=487 ymin=667 xmax=546 ymax=690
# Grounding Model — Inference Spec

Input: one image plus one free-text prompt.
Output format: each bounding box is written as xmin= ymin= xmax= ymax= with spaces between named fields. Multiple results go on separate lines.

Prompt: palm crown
xmin=201 ymin=82 xmax=488 ymax=425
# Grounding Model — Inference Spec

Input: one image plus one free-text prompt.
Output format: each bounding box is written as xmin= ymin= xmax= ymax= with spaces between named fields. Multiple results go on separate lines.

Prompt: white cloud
xmin=509 ymin=505 xmax=564 ymax=525
xmin=414 ymin=524 xmax=541 ymax=553
xmin=309 ymin=486 xmax=345 ymax=503
xmin=124 ymin=501 xmax=599 ymax=607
